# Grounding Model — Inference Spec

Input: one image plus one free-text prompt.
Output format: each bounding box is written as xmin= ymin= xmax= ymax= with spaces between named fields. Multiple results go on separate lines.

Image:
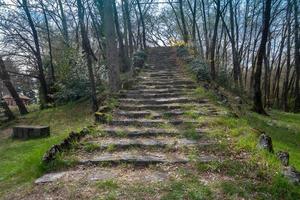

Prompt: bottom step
xmin=77 ymin=152 xmax=216 ymax=166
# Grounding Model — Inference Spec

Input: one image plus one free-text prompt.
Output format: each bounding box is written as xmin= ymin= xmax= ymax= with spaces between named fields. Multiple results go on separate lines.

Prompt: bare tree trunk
xmin=0 ymin=58 xmax=28 ymax=115
xmin=252 ymin=0 xmax=272 ymax=115
xmin=76 ymin=0 xmax=98 ymax=111
xmin=210 ymin=0 xmax=220 ymax=80
xmin=113 ymin=0 xmax=130 ymax=72
xmin=0 ymin=97 xmax=15 ymax=121
xmin=293 ymin=0 xmax=300 ymax=113
xmin=122 ymin=0 xmax=134 ymax=56
xmin=40 ymin=0 xmax=55 ymax=84
xmin=21 ymin=0 xmax=49 ymax=107
xmin=104 ymin=0 xmax=121 ymax=93
xmin=57 ymin=0 xmax=69 ymax=45
xmin=136 ymin=0 xmax=147 ymax=49
xmin=282 ymin=1 xmax=292 ymax=111
xmin=179 ymin=0 xmax=189 ymax=44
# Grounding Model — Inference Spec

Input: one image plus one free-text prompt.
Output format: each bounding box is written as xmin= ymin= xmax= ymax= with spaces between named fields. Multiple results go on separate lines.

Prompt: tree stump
xmin=12 ymin=125 xmax=50 ymax=139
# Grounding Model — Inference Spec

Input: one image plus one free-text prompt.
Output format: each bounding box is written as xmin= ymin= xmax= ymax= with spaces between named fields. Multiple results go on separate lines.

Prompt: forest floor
xmin=0 ymin=48 xmax=300 ymax=199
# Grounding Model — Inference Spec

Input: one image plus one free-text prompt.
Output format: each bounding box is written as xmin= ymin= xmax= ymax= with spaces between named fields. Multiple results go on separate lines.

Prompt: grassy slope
xmin=0 ymin=99 xmax=93 ymax=197
xmin=247 ymin=110 xmax=300 ymax=169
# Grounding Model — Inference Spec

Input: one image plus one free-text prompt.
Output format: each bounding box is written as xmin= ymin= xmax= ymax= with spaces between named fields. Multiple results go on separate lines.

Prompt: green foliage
xmin=53 ymin=75 xmax=91 ymax=103
xmin=133 ymin=50 xmax=147 ymax=69
xmin=189 ymin=59 xmax=211 ymax=82
xmin=176 ymin=45 xmax=189 ymax=58
xmin=216 ymin=67 xmax=231 ymax=88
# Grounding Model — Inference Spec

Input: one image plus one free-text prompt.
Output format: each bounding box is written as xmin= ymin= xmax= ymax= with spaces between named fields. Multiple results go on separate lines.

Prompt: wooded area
xmin=0 ymin=0 xmax=299 ymax=116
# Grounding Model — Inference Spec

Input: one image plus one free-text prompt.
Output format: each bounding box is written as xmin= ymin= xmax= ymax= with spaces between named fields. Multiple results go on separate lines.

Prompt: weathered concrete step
xmin=137 ymin=77 xmax=189 ymax=82
xmin=139 ymin=80 xmax=195 ymax=86
xmin=120 ymin=88 xmax=194 ymax=94
xmin=132 ymin=84 xmax=196 ymax=90
xmin=79 ymin=152 xmax=189 ymax=165
xmin=119 ymin=92 xmax=189 ymax=99
xmin=83 ymin=138 xmax=210 ymax=151
xmin=108 ymin=119 xmax=198 ymax=127
xmin=118 ymin=97 xmax=207 ymax=105
xmin=35 ymin=167 xmax=172 ymax=184
xmin=100 ymin=127 xmax=181 ymax=137
xmin=118 ymin=104 xmax=183 ymax=111
xmin=77 ymin=152 xmax=215 ymax=166
xmin=114 ymin=110 xmax=213 ymax=119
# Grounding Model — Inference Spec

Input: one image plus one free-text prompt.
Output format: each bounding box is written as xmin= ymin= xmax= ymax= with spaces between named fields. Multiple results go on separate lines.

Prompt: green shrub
xmin=189 ymin=59 xmax=211 ymax=82
xmin=176 ymin=46 xmax=189 ymax=58
xmin=54 ymin=74 xmax=91 ymax=103
xmin=133 ymin=50 xmax=147 ymax=69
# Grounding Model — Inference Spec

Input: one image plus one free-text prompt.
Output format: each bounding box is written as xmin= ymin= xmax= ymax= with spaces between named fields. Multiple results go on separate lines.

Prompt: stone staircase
xmin=34 ymin=47 xmax=226 ymax=195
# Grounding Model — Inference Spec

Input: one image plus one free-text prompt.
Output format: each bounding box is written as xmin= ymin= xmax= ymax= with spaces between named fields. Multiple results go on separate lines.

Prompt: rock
xmin=258 ymin=134 xmax=274 ymax=153
xmin=234 ymin=96 xmax=243 ymax=104
xmin=282 ymin=166 xmax=300 ymax=184
xmin=95 ymin=112 xmax=107 ymax=123
xmin=277 ymin=151 xmax=289 ymax=166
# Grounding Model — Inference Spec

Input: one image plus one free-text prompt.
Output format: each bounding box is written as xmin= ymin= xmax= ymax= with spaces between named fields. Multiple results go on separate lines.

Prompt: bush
xmin=189 ymin=59 xmax=211 ymax=82
xmin=176 ymin=46 xmax=189 ymax=58
xmin=54 ymin=76 xmax=91 ymax=104
xmin=217 ymin=67 xmax=231 ymax=88
xmin=132 ymin=50 xmax=147 ymax=69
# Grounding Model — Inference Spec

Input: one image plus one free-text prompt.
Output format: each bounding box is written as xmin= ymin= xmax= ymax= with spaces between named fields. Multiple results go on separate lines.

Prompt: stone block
xmin=13 ymin=125 xmax=50 ymax=139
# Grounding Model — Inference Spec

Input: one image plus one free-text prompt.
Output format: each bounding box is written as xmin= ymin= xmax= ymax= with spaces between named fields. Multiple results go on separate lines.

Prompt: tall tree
xmin=0 ymin=58 xmax=28 ymax=115
xmin=293 ymin=0 xmax=300 ymax=113
xmin=104 ymin=0 xmax=121 ymax=92
xmin=76 ymin=0 xmax=98 ymax=111
xmin=113 ymin=0 xmax=130 ymax=72
xmin=252 ymin=0 xmax=272 ymax=114
xmin=210 ymin=0 xmax=221 ymax=80
xmin=21 ymin=0 xmax=49 ymax=107
xmin=179 ymin=0 xmax=189 ymax=43
xmin=122 ymin=0 xmax=134 ymax=57
xmin=136 ymin=0 xmax=147 ymax=49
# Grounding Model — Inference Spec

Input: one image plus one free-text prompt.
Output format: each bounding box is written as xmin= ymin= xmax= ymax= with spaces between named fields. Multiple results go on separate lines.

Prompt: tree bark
xmin=136 ymin=0 xmax=147 ymax=49
xmin=122 ymin=0 xmax=134 ymax=57
xmin=179 ymin=0 xmax=189 ymax=44
xmin=104 ymin=0 xmax=121 ymax=93
xmin=21 ymin=0 xmax=49 ymax=107
xmin=252 ymin=0 xmax=272 ymax=115
xmin=210 ymin=0 xmax=221 ymax=80
xmin=293 ymin=0 xmax=300 ymax=113
xmin=57 ymin=0 xmax=69 ymax=45
xmin=113 ymin=0 xmax=130 ymax=72
xmin=76 ymin=0 xmax=98 ymax=111
xmin=0 ymin=58 xmax=28 ymax=115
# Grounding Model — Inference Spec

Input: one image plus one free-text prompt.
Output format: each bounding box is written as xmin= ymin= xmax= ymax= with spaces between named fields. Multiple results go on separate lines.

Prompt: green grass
xmin=245 ymin=110 xmax=300 ymax=169
xmin=0 ymin=99 xmax=93 ymax=198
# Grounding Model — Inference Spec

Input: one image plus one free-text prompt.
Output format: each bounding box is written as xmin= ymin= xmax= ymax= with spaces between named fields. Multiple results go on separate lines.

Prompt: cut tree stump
xmin=12 ymin=125 xmax=50 ymax=139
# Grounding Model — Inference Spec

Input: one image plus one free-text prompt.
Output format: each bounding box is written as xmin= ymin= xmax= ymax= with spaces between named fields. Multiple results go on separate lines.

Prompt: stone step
xmin=132 ymin=84 xmax=196 ymax=90
xmin=120 ymin=88 xmax=194 ymax=94
xmin=108 ymin=119 xmax=198 ymax=127
xmin=82 ymin=138 xmax=210 ymax=151
xmin=35 ymin=168 xmax=173 ymax=184
xmin=118 ymin=104 xmax=184 ymax=111
xmin=77 ymin=152 xmax=216 ymax=166
xmin=99 ymin=127 xmax=207 ymax=138
xmin=100 ymin=127 xmax=180 ymax=137
xmin=114 ymin=110 xmax=212 ymax=119
xmin=137 ymin=77 xmax=190 ymax=82
xmin=119 ymin=92 xmax=189 ymax=99
xmin=139 ymin=80 xmax=195 ymax=86
xmin=118 ymin=97 xmax=207 ymax=105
